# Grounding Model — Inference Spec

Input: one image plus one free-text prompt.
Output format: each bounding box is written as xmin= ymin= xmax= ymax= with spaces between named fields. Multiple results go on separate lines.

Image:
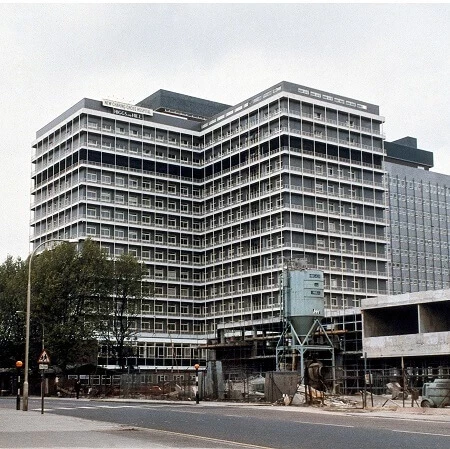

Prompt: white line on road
xmin=113 ymin=425 xmax=277 ymax=449
xmin=294 ymin=421 xmax=354 ymax=428
xmin=392 ymin=430 xmax=450 ymax=437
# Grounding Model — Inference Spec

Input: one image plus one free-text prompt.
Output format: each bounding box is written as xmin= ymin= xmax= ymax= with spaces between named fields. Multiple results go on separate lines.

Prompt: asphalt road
xmin=3 ymin=398 xmax=450 ymax=449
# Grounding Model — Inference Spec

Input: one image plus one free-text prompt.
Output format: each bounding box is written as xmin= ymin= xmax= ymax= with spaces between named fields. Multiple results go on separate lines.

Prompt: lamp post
xmin=194 ymin=363 xmax=200 ymax=404
xmin=22 ymin=238 xmax=78 ymax=411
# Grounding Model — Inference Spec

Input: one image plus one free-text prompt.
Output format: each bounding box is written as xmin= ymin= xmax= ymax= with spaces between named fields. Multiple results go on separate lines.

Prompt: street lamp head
xmin=15 ymin=361 xmax=23 ymax=368
xmin=194 ymin=363 xmax=200 ymax=370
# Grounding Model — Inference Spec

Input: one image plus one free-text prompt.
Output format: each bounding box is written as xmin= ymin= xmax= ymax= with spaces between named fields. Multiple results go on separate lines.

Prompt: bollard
xmin=15 ymin=361 xmax=23 ymax=411
xmin=194 ymin=364 xmax=200 ymax=404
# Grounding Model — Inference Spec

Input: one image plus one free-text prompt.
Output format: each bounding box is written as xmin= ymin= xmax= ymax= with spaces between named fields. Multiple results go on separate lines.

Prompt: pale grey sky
xmin=0 ymin=3 xmax=448 ymax=262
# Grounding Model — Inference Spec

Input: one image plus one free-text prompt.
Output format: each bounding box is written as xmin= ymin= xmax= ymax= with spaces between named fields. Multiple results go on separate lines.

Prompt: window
xmin=115 ymin=176 xmax=125 ymax=186
xmin=101 ymin=175 xmax=111 ymax=184
xmin=129 ymin=231 xmax=138 ymax=241
xmin=129 ymin=213 xmax=137 ymax=223
xmin=101 ymin=228 xmax=110 ymax=237
xmin=129 ymin=179 xmax=138 ymax=189
xmin=168 ymin=305 xmax=177 ymax=314
xmin=87 ymin=172 xmax=97 ymax=182
xmin=87 ymin=208 xmax=97 ymax=217
xmin=87 ymin=190 xmax=97 ymax=200
xmin=101 ymin=192 xmax=111 ymax=202
xmin=115 ymin=211 xmax=125 ymax=221
xmin=101 ymin=209 xmax=111 ymax=219
xmin=115 ymin=229 xmax=125 ymax=239
xmin=317 ymin=221 xmax=325 ymax=230
xmin=115 ymin=194 xmax=125 ymax=204
xmin=317 ymin=238 xmax=326 ymax=249
xmin=87 ymin=226 xmax=96 ymax=236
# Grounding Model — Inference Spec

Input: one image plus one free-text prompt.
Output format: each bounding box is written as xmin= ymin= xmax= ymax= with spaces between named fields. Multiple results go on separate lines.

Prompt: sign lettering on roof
xmin=102 ymin=100 xmax=153 ymax=117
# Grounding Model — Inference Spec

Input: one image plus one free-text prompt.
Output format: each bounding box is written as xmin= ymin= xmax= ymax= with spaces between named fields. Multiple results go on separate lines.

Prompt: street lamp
xmin=22 ymin=238 xmax=78 ymax=411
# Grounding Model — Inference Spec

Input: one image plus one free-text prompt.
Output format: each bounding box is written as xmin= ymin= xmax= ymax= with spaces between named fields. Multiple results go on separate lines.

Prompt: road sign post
xmin=37 ymin=350 xmax=50 ymax=415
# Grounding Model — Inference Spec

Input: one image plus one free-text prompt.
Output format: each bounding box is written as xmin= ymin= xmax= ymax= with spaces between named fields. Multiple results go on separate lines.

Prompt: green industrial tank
xmin=282 ymin=269 xmax=324 ymax=337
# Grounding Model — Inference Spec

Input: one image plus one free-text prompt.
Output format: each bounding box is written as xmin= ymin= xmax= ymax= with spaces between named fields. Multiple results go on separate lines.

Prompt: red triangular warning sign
xmin=37 ymin=350 xmax=50 ymax=364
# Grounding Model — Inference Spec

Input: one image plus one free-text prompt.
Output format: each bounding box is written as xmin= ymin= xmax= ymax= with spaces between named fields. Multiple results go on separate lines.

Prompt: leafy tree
xmin=0 ymin=240 xmax=145 ymax=373
xmin=99 ymin=253 xmax=143 ymax=371
xmin=0 ymin=256 xmax=27 ymax=368
xmin=31 ymin=239 xmax=112 ymax=370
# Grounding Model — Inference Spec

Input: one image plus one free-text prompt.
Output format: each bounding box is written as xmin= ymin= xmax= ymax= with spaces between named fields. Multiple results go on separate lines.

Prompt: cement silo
xmin=276 ymin=267 xmax=335 ymax=391
xmin=283 ymin=269 xmax=324 ymax=337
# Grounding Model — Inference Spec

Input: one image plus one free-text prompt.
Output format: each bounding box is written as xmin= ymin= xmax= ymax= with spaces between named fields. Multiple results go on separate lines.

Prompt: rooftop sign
xmin=102 ymin=99 xmax=153 ymax=118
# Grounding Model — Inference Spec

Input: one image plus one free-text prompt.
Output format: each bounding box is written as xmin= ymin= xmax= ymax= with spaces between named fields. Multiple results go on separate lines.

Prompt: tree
xmin=0 ymin=256 xmax=27 ymax=368
xmin=99 ymin=253 xmax=143 ymax=371
xmin=31 ymin=239 xmax=112 ymax=370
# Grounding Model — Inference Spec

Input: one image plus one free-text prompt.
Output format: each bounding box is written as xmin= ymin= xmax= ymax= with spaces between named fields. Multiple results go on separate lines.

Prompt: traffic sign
xmin=39 ymin=364 xmax=48 ymax=370
xmin=37 ymin=350 xmax=51 ymax=364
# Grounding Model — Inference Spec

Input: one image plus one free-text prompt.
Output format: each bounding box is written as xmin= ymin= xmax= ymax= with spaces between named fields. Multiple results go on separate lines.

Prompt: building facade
xmin=31 ymin=81 xmax=388 ymax=371
xmin=385 ymin=137 xmax=450 ymax=295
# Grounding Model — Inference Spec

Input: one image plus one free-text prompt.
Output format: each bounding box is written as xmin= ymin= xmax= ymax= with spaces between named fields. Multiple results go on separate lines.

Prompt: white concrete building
xmin=31 ymin=81 xmax=388 ymax=371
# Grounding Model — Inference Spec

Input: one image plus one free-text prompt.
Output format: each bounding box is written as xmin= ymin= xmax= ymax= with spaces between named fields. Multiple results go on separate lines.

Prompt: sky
xmin=0 ymin=3 xmax=448 ymax=262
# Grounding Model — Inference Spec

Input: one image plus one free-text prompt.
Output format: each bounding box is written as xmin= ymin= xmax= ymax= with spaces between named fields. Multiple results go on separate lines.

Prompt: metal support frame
xmin=276 ymin=318 xmax=336 ymax=393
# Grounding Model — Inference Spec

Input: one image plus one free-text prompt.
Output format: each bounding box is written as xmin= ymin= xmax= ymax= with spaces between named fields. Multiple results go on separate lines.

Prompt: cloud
xmin=0 ymin=3 xmax=449 ymax=261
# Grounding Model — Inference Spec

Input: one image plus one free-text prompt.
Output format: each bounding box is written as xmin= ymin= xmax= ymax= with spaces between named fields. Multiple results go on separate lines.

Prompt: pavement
xmin=1 ymin=397 xmax=450 ymax=449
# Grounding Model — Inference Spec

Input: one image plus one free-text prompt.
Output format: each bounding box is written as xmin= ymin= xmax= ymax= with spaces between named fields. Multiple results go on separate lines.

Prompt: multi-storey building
xmin=385 ymin=137 xmax=450 ymax=295
xmin=31 ymin=81 xmax=388 ymax=371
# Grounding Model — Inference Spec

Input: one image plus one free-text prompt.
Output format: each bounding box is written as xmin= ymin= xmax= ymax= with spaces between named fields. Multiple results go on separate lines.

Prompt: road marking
xmin=134 ymin=427 xmax=277 ymax=449
xmin=392 ymin=430 xmax=450 ymax=437
xmin=294 ymin=421 xmax=354 ymax=428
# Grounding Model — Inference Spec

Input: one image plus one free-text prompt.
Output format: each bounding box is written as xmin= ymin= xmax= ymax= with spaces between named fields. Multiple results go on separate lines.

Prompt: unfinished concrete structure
xmin=362 ymin=289 xmax=450 ymax=376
